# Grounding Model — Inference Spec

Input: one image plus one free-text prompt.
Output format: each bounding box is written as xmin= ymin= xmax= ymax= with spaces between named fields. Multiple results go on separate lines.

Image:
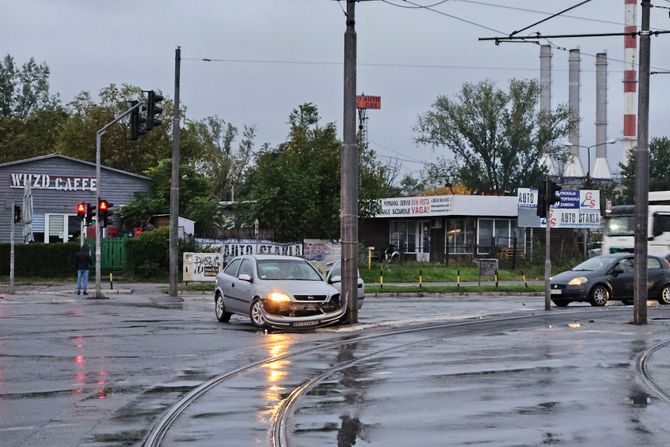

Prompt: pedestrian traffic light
xmin=536 ymin=182 xmax=547 ymax=218
xmin=547 ymin=180 xmax=563 ymax=206
xmin=98 ymin=199 xmax=113 ymax=227
xmin=76 ymin=202 xmax=86 ymax=220
xmin=146 ymin=90 xmax=163 ymax=131
xmin=86 ymin=203 xmax=96 ymax=226
xmin=13 ymin=204 xmax=22 ymax=223
xmin=128 ymin=100 xmax=146 ymax=141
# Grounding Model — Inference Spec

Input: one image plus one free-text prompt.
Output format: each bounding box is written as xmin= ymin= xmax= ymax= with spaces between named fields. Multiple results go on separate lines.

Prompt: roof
xmin=0 ymin=153 xmax=150 ymax=180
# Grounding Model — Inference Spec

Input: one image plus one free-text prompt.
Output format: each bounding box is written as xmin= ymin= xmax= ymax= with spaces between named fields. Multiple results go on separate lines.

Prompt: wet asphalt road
xmin=1 ymin=284 xmax=670 ymax=446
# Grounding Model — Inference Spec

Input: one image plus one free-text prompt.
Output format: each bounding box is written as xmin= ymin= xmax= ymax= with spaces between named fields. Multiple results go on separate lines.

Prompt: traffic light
xmin=547 ymin=180 xmax=563 ymax=206
xmin=76 ymin=202 xmax=86 ymax=220
xmin=98 ymin=199 xmax=113 ymax=227
xmin=129 ymin=100 xmax=146 ymax=140
xmin=146 ymin=90 xmax=163 ymax=131
xmin=13 ymin=204 xmax=22 ymax=223
xmin=536 ymin=182 xmax=547 ymax=218
xmin=86 ymin=203 xmax=96 ymax=226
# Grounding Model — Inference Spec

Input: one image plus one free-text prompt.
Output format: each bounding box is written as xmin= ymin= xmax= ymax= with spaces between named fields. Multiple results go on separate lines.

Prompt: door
xmin=416 ymin=221 xmax=430 ymax=262
xmin=222 ymin=258 xmax=242 ymax=311
xmin=610 ymin=257 xmax=635 ymax=300
xmin=230 ymin=259 xmax=255 ymax=313
xmin=646 ymin=256 xmax=666 ymax=297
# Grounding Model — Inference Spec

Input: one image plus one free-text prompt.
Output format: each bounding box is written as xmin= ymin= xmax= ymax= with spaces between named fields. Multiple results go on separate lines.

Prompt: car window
xmin=573 ymin=256 xmax=621 ymax=271
xmin=238 ymin=259 xmax=253 ymax=277
xmin=257 ymin=259 xmax=322 ymax=281
xmin=616 ymin=258 xmax=634 ymax=273
xmin=223 ymin=259 xmax=241 ymax=276
xmin=648 ymin=257 xmax=662 ymax=270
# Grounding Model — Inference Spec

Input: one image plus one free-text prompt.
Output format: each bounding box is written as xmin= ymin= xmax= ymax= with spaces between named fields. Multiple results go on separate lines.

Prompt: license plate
xmin=550 ymin=289 xmax=562 ymax=295
xmin=293 ymin=320 xmax=320 ymax=327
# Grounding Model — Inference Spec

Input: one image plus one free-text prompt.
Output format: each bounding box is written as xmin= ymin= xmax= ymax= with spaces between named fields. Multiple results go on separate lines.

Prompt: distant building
xmin=0 ymin=154 xmax=151 ymax=243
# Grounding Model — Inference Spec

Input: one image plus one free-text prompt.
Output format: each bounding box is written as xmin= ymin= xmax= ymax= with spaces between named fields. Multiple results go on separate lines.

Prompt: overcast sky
xmin=4 ymin=0 xmax=670 ymax=180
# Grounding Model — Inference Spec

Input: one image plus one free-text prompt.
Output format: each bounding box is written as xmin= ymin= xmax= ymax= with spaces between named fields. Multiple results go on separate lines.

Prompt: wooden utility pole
xmin=169 ymin=46 xmax=181 ymax=297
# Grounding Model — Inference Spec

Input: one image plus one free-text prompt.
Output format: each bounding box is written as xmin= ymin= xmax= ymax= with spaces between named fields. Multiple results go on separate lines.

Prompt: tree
xmin=242 ymin=103 xmax=393 ymax=241
xmin=118 ymin=159 xmax=224 ymax=236
xmin=415 ymin=79 xmax=571 ymax=194
xmin=616 ymin=136 xmax=670 ymax=204
xmin=0 ymin=55 xmax=66 ymax=163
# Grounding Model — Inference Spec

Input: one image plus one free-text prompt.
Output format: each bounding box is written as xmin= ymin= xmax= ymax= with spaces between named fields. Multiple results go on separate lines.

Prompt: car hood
xmin=260 ymin=280 xmax=338 ymax=297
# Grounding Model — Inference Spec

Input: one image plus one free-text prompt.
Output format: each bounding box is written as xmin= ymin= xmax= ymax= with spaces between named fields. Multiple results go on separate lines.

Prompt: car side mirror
xmin=329 ymin=275 xmax=342 ymax=284
xmin=238 ymin=273 xmax=252 ymax=282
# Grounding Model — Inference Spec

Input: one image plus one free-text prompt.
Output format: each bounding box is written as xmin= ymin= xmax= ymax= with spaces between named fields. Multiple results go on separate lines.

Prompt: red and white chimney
xmin=623 ymin=0 xmax=638 ymax=160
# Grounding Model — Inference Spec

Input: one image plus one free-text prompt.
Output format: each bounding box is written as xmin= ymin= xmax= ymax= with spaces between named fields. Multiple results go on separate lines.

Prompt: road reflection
xmin=71 ymin=335 xmax=109 ymax=399
xmin=259 ymin=333 xmax=293 ymax=424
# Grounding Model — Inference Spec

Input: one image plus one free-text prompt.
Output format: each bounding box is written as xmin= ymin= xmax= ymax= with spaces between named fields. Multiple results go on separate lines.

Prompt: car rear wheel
xmin=552 ymin=299 xmax=569 ymax=307
xmin=250 ymin=298 xmax=265 ymax=327
xmin=215 ymin=293 xmax=232 ymax=322
xmin=590 ymin=285 xmax=609 ymax=307
xmin=657 ymin=285 xmax=670 ymax=305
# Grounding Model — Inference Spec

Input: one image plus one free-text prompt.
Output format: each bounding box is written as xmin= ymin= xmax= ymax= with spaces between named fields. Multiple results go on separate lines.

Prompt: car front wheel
xmin=215 ymin=293 xmax=232 ymax=322
xmin=250 ymin=298 xmax=265 ymax=327
xmin=657 ymin=285 xmax=670 ymax=305
xmin=590 ymin=285 xmax=609 ymax=307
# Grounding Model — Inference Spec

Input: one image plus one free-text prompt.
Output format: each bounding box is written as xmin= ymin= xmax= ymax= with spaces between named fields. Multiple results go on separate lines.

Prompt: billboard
xmin=517 ymin=188 xmax=601 ymax=229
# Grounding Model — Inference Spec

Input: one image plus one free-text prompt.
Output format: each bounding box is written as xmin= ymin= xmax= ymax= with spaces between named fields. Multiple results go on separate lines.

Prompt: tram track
xmin=143 ymin=307 xmax=644 ymax=447
xmin=638 ymin=338 xmax=670 ymax=402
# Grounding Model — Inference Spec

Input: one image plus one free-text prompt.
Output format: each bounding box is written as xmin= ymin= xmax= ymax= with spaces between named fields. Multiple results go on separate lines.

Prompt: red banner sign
xmin=356 ymin=95 xmax=381 ymax=109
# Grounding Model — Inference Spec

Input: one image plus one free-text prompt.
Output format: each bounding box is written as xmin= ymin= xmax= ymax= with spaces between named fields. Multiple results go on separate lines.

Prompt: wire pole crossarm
xmin=481 ymin=30 xmax=668 ymax=43
xmin=93 ymin=101 xmax=143 ymax=299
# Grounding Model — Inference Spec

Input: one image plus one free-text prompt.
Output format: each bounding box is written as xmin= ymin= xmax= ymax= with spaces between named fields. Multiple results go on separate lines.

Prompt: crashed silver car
xmin=214 ymin=255 xmax=346 ymax=329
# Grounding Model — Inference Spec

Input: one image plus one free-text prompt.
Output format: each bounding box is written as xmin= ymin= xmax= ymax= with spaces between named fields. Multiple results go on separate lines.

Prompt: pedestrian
xmin=75 ymin=245 xmax=92 ymax=295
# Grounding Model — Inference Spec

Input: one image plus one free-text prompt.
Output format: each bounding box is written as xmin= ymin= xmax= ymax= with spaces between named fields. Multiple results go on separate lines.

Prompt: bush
xmin=125 ymin=227 xmax=170 ymax=279
xmin=0 ymin=242 xmax=81 ymax=277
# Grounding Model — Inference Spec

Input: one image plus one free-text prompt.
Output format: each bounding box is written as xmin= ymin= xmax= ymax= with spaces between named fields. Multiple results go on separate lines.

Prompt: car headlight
xmin=568 ymin=277 xmax=588 ymax=286
xmin=268 ymin=292 xmax=291 ymax=303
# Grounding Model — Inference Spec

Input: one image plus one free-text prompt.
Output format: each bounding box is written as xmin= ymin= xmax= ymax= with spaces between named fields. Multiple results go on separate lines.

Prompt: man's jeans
xmin=76 ymin=269 xmax=89 ymax=294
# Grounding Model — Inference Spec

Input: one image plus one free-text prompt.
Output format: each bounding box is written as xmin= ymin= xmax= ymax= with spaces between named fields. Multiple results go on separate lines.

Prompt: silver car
xmin=325 ymin=260 xmax=365 ymax=310
xmin=214 ymin=255 xmax=346 ymax=329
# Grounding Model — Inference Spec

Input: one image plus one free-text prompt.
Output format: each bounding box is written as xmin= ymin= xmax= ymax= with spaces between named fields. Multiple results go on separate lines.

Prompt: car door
xmin=221 ymin=258 xmax=241 ymax=311
xmin=646 ymin=256 xmax=666 ymax=297
xmin=229 ymin=258 xmax=255 ymax=312
xmin=609 ymin=257 xmax=634 ymax=300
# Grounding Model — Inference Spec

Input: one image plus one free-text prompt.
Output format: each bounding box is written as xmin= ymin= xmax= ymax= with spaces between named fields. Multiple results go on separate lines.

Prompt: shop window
xmin=447 ymin=218 xmax=474 ymax=254
xmin=389 ymin=221 xmax=416 ymax=253
xmin=477 ymin=218 xmax=524 ymax=254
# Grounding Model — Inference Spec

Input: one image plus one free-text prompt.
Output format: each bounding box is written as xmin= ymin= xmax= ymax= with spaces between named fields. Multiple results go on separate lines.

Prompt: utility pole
xmin=169 ymin=46 xmax=181 ymax=297
xmin=544 ymin=178 xmax=551 ymax=311
xmin=634 ymin=0 xmax=651 ymax=325
xmin=342 ymin=0 xmax=359 ymax=323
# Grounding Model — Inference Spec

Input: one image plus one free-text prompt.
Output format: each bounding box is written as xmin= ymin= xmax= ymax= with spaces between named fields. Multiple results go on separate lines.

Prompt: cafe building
xmin=359 ymin=194 xmax=523 ymax=263
xmin=0 ymin=154 xmax=151 ymax=244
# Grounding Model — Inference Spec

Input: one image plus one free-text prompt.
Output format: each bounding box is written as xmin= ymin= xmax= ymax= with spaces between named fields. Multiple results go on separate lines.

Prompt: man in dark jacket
xmin=75 ymin=245 xmax=92 ymax=295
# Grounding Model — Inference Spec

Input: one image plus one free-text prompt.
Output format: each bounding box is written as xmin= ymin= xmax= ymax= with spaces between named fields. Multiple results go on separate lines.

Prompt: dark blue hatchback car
xmin=550 ymin=254 xmax=670 ymax=307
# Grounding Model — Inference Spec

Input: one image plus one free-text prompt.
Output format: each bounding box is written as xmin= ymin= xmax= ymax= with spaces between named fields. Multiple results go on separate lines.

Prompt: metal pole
xmin=169 ymin=46 xmax=181 ymax=297
xmin=544 ymin=178 xmax=551 ymax=311
xmin=634 ymin=0 xmax=651 ymax=325
xmin=9 ymin=201 xmax=15 ymax=294
xmin=94 ymin=131 xmax=103 ymax=299
xmin=342 ymin=0 xmax=358 ymax=323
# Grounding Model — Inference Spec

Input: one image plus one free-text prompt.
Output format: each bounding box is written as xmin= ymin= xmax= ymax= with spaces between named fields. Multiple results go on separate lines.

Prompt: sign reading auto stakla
xmin=517 ymin=188 xmax=601 ymax=229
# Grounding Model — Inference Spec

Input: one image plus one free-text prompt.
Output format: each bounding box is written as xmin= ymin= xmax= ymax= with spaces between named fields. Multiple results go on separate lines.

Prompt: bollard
xmin=457 ymin=269 xmax=461 ymax=293
xmin=521 ymin=270 xmax=528 ymax=288
xmin=495 ymin=269 xmax=499 ymax=287
xmin=379 ymin=268 xmax=384 ymax=290
xmin=419 ymin=269 xmax=423 ymax=288
xmin=109 ymin=272 xmax=113 ymax=290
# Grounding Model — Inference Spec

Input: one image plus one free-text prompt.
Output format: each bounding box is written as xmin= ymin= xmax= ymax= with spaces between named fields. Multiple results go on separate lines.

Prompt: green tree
xmin=0 ymin=55 xmax=66 ymax=162
xmin=56 ymin=84 xmax=173 ymax=175
xmin=243 ymin=103 xmax=393 ymax=241
xmin=118 ymin=159 xmax=223 ymax=236
xmin=616 ymin=136 xmax=670 ymax=204
xmin=415 ymin=79 xmax=571 ymax=194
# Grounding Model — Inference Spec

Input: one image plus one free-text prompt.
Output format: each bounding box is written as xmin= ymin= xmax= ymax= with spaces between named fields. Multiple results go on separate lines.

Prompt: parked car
xmin=324 ymin=260 xmax=365 ymax=310
xmin=214 ymin=255 xmax=346 ymax=329
xmin=550 ymin=253 xmax=670 ymax=307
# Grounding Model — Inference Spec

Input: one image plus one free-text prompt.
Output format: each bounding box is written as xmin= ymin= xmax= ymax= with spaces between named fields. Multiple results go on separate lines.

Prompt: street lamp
xmin=562 ymin=139 xmax=617 ymax=180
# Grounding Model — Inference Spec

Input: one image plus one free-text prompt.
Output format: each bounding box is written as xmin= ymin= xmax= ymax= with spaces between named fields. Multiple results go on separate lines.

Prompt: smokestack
xmin=592 ymin=52 xmax=612 ymax=179
xmin=539 ymin=44 xmax=556 ymax=175
xmin=623 ymin=0 xmax=638 ymax=161
xmin=564 ymin=48 xmax=584 ymax=177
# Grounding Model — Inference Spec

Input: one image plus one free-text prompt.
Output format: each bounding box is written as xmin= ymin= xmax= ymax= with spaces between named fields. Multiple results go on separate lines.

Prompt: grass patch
xmin=367 ymin=284 xmax=543 ymax=294
xmin=360 ymin=262 xmax=537 ymax=283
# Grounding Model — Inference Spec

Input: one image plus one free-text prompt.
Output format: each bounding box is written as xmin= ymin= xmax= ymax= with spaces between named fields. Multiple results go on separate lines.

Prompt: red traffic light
xmin=76 ymin=202 xmax=86 ymax=219
xmin=99 ymin=199 xmax=109 ymax=212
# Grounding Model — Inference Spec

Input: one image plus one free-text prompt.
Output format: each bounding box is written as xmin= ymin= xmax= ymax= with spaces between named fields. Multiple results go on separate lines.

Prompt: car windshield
xmin=257 ymin=259 xmax=322 ymax=281
xmin=572 ymin=256 xmax=620 ymax=272
xmin=605 ymin=215 xmax=635 ymax=237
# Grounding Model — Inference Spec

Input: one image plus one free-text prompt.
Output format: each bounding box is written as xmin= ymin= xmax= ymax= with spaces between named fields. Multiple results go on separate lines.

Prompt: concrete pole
xmin=169 ymin=47 xmax=181 ymax=297
xmin=634 ymin=0 xmax=650 ymax=325
xmin=544 ymin=179 xmax=551 ymax=311
xmin=9 ymin=201 xmax=15 ymax=294
xmin=94 ymin=131 xmax=103 ymax=299
xmin=342 ymin=0 xmax=359 ymax=323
